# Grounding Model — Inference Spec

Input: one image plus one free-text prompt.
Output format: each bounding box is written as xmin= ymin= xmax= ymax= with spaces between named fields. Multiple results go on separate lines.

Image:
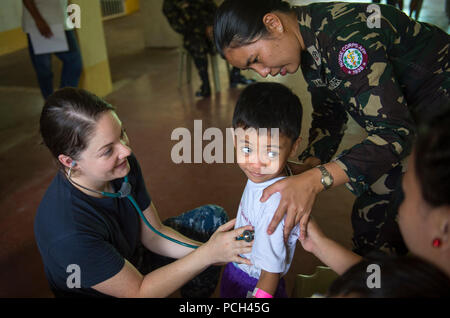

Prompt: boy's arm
xmin=254 ymin=270 xmax=280 ymax=297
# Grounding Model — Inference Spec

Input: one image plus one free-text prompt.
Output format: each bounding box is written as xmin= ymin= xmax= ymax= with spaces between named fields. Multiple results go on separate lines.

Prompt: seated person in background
xmin=220 ymin=82 xmax=303 ymax=298
xmin=162 ymin=0 xmax=254 ymax=98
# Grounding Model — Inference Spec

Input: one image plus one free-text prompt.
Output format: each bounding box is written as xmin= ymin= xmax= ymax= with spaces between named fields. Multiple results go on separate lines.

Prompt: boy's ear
xmin=289 ymin=136 xmax=302 ymax=158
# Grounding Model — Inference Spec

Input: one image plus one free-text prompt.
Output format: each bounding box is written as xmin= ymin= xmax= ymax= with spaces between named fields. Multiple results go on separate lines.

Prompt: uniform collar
xmin=293 ymin=6 xmax=317 ymax=51
xmin=293 ymin=6 xmax=323 ymax=71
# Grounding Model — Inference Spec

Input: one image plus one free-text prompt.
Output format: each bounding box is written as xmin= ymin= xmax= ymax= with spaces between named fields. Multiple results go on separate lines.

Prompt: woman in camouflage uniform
xmin=214 ymin=0 xmax=450 ymax=256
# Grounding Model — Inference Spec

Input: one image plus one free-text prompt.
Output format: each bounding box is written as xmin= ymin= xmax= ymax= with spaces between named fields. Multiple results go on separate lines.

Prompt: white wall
xmin=0 ymin=0 xmax=23 ymax=32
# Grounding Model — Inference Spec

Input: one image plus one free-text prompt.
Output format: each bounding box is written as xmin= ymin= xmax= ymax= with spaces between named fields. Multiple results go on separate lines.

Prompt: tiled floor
xmin=0 ymin=0 xmax=448 ymax=297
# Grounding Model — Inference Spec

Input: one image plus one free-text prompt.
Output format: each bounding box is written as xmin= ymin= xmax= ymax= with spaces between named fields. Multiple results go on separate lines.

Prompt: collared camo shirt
xmin=295 ymin=2 xmax=449 ymax=196
xmin=163 ymin=0 xmax=218 ymax=35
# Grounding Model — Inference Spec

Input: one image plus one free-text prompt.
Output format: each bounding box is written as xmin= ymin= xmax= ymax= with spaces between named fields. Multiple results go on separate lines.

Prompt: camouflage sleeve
xmin=162 ymin=0 xmax=190 ymax=34
xmin=163 ymin=0 xmax=218 ymax=32
xmin=298 ymin=88 xmax=348 ymax=163
xmin=199 ymin=0 xmax=218 ymax=26
xmin=326 ymin=5 xmax=417 ymax=196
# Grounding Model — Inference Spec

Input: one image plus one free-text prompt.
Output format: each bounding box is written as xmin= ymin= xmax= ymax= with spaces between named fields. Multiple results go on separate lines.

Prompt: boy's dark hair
xmin=40 ymin=87 xmax=115 ymax=169
xmin=414 ymin=106 xmax=450 ymax=207
xmin=232 ymin=82 xmax=302 ymax=141
xmin=214 ymin=0 xmax=292 ymax=58
xmin=327 ymin=253 xmax=450 ymax=298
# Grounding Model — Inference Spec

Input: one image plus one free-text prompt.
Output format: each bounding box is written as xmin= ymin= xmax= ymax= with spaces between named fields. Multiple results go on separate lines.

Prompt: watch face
xmin=323 ymin=176 xmax=332 ymax=185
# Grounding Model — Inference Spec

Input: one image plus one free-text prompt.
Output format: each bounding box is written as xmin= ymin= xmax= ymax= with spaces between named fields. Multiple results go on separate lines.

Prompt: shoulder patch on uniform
xmin=338 ymin=43 xmax=368 ymax=75
xmin=307 ymin=46 xmax=322 ymax=66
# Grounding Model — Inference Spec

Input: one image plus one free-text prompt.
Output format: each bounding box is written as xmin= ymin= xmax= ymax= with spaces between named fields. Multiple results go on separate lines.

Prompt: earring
xmin=432 ymin=238 xmax=442 ymax=248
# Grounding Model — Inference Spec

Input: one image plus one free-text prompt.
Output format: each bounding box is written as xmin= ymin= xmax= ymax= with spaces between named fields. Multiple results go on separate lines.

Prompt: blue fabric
xmin=164 ymin=204 xmax=228 ymax=242
xmin=34 ymin=154 xmax=151 ymax=297
xmin=27 ymin=30 xmax=82 ymax=99
xmin=141 ymin=205 xmax=229 ymax=298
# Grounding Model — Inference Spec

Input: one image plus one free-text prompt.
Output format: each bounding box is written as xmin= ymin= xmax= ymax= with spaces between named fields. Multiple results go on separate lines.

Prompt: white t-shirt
xmin=234 ymin=176 xmax=300 ymax=279
xmin=22 ymin=0 xmax=73 ymax=33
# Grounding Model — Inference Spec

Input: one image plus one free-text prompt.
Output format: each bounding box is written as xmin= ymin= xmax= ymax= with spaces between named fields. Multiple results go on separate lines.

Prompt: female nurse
xmin=35 ymin=87 xmax=254 ymax=297
xmin=214 ymin=0 xmax=450 ymax=256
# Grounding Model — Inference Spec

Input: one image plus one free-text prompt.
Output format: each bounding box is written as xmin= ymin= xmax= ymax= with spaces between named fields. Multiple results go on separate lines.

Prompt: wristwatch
xmin=317 ymin=165 xmax=334 ymax=190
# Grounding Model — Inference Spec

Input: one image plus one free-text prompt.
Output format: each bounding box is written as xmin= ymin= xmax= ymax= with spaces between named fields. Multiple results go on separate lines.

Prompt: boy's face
xmin=234 ymin=127 xmax=300 ymax=183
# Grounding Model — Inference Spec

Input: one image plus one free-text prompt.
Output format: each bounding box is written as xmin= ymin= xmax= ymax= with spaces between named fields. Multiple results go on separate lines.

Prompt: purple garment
xmin=220 ymin=262 xmax=288 ymax=298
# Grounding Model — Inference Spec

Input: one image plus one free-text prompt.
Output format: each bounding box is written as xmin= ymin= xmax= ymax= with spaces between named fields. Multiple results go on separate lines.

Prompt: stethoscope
xmin=67 ymin=161 xmax=254 ymax=250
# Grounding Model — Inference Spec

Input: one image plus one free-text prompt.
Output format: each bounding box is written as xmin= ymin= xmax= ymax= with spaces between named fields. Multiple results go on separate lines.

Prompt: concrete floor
xmin=0 ymin=0 xmax=448 ymax=298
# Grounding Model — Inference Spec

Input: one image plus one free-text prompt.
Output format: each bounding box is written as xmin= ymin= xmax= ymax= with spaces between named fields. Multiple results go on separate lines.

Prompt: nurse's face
xmin=223 ymin=14 xmax=302 ymax=78
xmin=76 ymin=111 xmax=131 ymax=184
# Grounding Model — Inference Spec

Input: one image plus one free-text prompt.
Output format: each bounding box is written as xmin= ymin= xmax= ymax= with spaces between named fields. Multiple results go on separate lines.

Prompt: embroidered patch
xmin=307 ymin=46 xmax=322 ymax=66
xmin=338 ymin=43 xmax=368 ymax=75
xmin=328 ymin=77 xmax=342 ymax=90
xmin=312 ymin=78 xmax=326 ymax=88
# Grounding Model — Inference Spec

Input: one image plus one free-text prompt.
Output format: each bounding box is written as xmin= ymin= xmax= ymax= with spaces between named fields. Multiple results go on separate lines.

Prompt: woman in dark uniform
xmin=35 ymin=87 xmax=254 ymax=297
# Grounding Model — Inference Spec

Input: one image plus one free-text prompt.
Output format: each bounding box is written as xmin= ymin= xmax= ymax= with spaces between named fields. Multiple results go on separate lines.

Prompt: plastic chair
xmin=178 ymin=47 xmax=224 ymax=92
xmin=292 ymin=266 xmax=339 ymax=298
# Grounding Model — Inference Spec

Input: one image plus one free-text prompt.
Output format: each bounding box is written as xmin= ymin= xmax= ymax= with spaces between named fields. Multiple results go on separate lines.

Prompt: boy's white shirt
xmin=234 ymin=176 xmax=300 ymax=279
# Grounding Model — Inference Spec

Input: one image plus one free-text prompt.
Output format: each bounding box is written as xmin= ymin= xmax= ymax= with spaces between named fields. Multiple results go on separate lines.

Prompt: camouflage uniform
xmin=163 ymin=0 xmax=217 ymax=94
xmin=295 ymin=2 xmax=450 ymax=256
xmin=162 ymin=0 xmax=217 ymax=59
xmin=163 ymin=0 xmax=253 ymax=95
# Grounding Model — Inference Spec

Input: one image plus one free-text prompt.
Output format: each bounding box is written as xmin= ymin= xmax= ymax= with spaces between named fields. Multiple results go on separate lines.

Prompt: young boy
xmin=220 ymin=82 xmax=303 ymax=298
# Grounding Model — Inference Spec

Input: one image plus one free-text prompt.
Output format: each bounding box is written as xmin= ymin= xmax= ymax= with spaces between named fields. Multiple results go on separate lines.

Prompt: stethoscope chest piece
xmin=236 ymin=230 xmax=254 ymax=242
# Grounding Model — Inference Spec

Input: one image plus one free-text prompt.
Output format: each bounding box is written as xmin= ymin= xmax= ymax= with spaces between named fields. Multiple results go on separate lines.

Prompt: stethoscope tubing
xmin=67 ymin=170 xmax=198 ymax=249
